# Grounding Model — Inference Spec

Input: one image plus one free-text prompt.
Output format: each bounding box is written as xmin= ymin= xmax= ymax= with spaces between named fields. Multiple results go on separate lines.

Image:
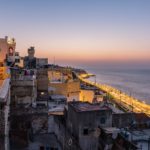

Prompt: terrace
xmin=69 ymin=101 xmax=111 ymax=112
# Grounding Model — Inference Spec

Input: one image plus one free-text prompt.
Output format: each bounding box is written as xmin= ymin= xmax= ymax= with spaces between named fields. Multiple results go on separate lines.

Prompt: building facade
xmin=10 ymin=68 xmax=37 ymax=105
xmin=66 ymin=102 xmax=112 ymax=150
xmin=24 ymin=47 xmax=36 ymax=69
xmin=48 ymin=101 xmax=112 ymax=150
xmin=0 ymin=36 xmax=16 ymax=65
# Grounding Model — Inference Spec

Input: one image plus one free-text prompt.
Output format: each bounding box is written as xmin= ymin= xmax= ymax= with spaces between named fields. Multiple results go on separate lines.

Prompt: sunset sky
xmin=0 ymin=0 xmax=150 ymax=67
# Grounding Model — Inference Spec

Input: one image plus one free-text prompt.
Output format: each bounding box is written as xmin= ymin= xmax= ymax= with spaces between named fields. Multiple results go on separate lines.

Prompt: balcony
xmin=11 ymin=75 xmax=36 ymax=87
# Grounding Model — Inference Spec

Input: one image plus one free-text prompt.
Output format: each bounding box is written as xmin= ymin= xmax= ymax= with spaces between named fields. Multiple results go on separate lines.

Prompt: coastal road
xmin=78 ymin=74 xmax=150 ymax=117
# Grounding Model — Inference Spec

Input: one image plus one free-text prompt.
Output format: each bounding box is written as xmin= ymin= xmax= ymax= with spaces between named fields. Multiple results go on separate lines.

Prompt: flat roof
xmin=50 ymin=94 xmax=66 ymax=100
xmin=69 ymin=101 xmax=111 ymax=112
xmin=48 ymin=106 xmax=64 ymax=115
xmin=103 ymin=127 xmax=120 ymax=134
xmin=129 ymin=129 xmax=150 ymax=145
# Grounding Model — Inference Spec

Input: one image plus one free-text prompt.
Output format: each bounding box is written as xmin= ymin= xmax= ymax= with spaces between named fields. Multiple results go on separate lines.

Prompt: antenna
xmin=53 ymin=56 xmax=55 ymax=65
xmin=94 ymin=75 xmax=96 ymax=85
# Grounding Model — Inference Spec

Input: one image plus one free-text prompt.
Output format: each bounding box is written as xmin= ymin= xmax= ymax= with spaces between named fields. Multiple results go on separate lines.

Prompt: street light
xmin=120 ymin=90 xmax=121 ymax=105
xmin=94 ymin=75 xmax=96 ymax=85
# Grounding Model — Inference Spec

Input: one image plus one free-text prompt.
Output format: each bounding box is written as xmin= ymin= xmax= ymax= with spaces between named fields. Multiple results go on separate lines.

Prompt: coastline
xmin=86 ymin=68 xmax=150 ymax=104
xmin=77 ymin=72 xmax=150 ymax=117
xmin=79 ymin=73 xmax=95 ymax=79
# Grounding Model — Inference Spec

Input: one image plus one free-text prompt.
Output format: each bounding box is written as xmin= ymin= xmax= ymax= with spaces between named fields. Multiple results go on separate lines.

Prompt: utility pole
xmin=53 ymin=56 xmax=55 ymax=65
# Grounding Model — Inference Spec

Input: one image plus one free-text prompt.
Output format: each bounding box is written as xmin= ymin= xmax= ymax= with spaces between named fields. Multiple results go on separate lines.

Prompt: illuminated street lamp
xmin=120 ymin=90 xmax=122 ymax=105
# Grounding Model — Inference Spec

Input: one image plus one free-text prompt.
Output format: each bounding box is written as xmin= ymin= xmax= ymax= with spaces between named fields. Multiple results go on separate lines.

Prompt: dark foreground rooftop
xmin=69 ymin=101 xmax=111 ymax=112
xmin=11 ymin=133 xmax=61 ymax=150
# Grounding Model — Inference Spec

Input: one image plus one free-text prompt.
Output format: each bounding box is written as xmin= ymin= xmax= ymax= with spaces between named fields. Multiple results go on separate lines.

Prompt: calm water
xmin=85 ymin=67 xmax=150 ymax=104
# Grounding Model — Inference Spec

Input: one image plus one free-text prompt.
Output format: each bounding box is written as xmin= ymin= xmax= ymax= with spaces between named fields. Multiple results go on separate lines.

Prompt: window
xmin=15 ymin=59 xmax=20 ymax=63
xmin=50 ymin=148 xmax=58 ymax=150
xmin=9 ymin=47 xmax=14 ymax=56
xmin=83 ymin=128 xmax=89 ymax=135
xmin=100 ymin=117 xmax=106 ymax=124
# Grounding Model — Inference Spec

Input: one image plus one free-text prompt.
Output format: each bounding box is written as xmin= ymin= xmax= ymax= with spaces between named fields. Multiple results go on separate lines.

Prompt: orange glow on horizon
xmin=31 ymin=48 xmax=150 ymax=64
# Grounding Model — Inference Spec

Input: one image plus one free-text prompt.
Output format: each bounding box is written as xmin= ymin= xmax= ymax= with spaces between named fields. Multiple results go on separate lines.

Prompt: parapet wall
xmin=49 ymin=81 xmax=80 ymax=96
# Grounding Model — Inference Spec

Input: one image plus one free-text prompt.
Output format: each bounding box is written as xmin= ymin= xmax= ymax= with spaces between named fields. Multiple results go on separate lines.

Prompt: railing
xmin=11 ymin=75 xmax=36 ymax=81
xmin=0 ymin=79 xmax=10 ymax=102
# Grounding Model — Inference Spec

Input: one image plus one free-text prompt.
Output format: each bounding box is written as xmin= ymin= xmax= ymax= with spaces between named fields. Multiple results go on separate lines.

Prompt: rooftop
xmin=50 ymin=94 xmax=66 ymax=100
xmin=69 ymin=101 xmax=111 ymax=112
xmin=48 ymin=105 xmax=64 ymax=115
xmin=124 ymin=129 xmax=150 ymax=150
xmin=103 ymin=127 xmax=120 ymax=135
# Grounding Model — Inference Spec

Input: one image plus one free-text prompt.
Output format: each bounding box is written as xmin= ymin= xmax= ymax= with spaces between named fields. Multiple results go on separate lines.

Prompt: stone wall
xmin=49 ymin=81 xmax=80 ymax=101
xmin=80 ymin=90 xmax=95 ymax=103
xmin=48 ymin=70 xmax=69 ymax=82
xmin=11 ymin=82 xmax=36 ymax=104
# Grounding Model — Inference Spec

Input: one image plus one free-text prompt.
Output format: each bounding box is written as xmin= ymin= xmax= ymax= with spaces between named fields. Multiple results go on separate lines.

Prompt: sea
xmin=84 ymin=67 xmax=150 ymax=105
